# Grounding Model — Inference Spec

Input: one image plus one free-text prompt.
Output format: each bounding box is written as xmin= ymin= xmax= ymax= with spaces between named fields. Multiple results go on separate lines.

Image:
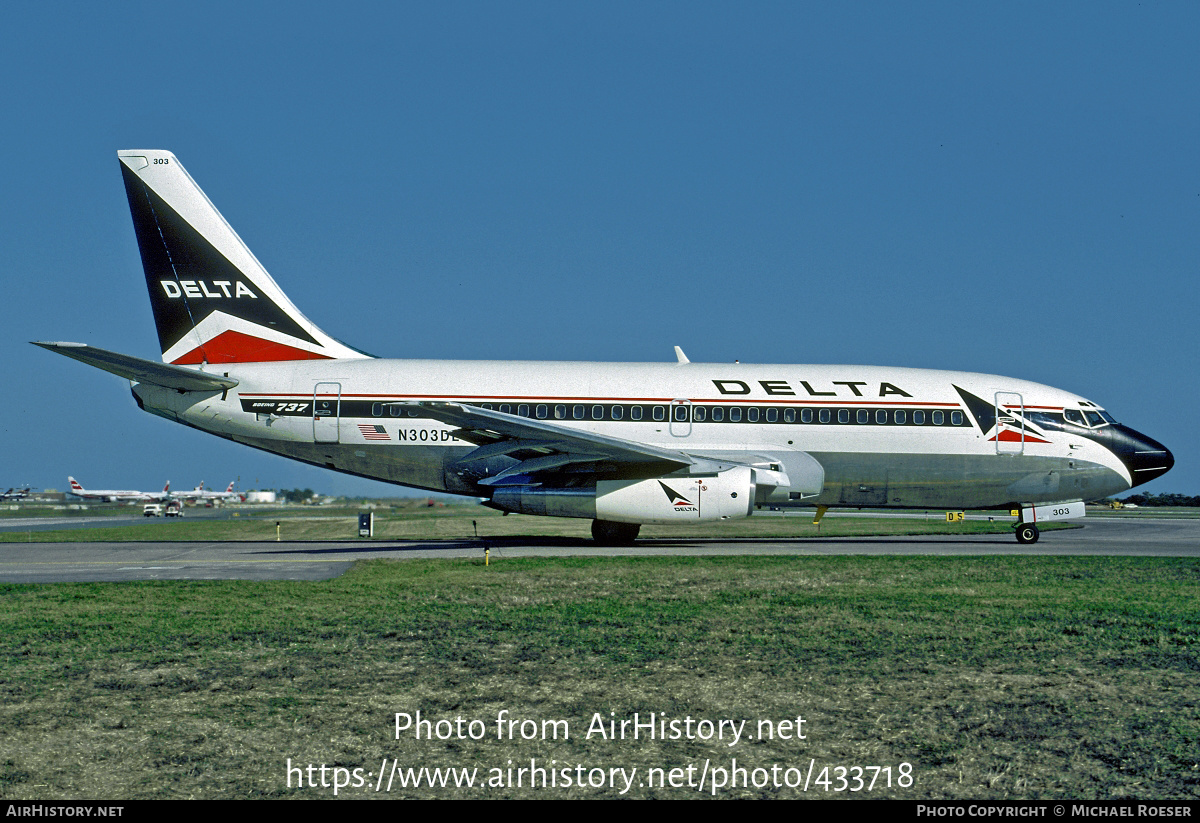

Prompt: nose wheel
xmin=1015 ymin=523 xmax=1040 ymax=544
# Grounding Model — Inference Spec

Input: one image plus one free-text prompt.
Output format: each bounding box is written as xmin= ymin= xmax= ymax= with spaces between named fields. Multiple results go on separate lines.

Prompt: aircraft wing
xmin=33 ymin=342 xmax=238 ymax=392
xmin=413 ymin=401 xmax=701 ymax=485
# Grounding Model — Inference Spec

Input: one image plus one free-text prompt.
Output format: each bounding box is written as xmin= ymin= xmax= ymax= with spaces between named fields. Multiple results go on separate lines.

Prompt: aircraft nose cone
xmin=1110 ymin=425 xmax=1174 ymax=487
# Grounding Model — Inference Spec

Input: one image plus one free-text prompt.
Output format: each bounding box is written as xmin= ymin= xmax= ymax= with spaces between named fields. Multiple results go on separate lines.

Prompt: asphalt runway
xmin=0 ymin=516 xmax=1195 ymax=583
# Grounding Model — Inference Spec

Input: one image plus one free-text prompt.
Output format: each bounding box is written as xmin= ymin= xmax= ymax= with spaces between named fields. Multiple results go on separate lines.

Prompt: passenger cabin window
xmin=631 ymin=406 xmax=643 ymax=421
xmin=555 ymin=405 xmax=567 ymax=420
xmin=711 ymin=407 xmax=724 ymax=422
xmin=693 ymin=406 xmax=706 ymax=422
xmin=611 ymin=405 xmax=623 ymax=420
xmin=729 ymin=407 xmax=742 ymax=422
xmin=652 ymin=406 xmax=666 ymax=422
xmin=536 ymin=404 xmax=548 ymax=419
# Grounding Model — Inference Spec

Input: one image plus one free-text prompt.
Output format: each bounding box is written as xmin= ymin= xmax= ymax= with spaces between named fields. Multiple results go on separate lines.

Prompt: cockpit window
xmin=1063 ymin=407 xmax=1116 ymax=428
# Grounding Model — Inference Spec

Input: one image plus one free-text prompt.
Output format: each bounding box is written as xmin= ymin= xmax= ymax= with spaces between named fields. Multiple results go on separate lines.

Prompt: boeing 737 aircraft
xmin=36 ymin=151 xmax=1173 ymax=544
xmin=68 ymin=477 xmax=171 ymax=503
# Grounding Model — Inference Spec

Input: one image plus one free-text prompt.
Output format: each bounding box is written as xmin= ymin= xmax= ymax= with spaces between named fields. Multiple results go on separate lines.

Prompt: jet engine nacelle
xmin=488 ymin=466 xmax=757 ymax=524
xmin=597 ymin=466 xmax=756 ymax=524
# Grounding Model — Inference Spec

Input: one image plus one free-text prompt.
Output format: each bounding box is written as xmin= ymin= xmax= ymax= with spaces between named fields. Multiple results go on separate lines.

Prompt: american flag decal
xmin=357 ymin=424 xmax=391 ymax=441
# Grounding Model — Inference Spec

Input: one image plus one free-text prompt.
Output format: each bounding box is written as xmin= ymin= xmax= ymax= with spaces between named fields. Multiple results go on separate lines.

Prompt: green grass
xmin=0 ymin=556 xmax=1195 ymax=799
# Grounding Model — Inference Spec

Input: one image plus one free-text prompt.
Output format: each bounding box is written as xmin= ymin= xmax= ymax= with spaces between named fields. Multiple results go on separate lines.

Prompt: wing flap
xmin=411 ymin=401 xmax=797 ymax=493
xmin=480 ymin=452 xmax=608 ymax=486
xmin=414 ymin=401 xmax=693 ymax=473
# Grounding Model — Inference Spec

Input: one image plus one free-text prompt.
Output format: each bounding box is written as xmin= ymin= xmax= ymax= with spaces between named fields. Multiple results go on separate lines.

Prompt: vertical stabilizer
xmin=117 ymin=150 xmax=369 ymax=364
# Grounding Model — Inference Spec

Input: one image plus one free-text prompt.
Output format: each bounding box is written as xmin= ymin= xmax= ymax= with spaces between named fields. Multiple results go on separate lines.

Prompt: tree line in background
xmin=275 ymin=488 xmax=316 ymax=504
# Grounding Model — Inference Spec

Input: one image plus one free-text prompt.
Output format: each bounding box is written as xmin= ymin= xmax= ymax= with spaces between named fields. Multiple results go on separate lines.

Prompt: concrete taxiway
xmin=0 ymin=517 xmax=1195 ymax=583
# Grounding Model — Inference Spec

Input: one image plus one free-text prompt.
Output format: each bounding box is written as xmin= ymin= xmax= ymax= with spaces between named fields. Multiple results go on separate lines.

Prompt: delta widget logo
xmin=658 ymin=481 xmax=698 ymax=512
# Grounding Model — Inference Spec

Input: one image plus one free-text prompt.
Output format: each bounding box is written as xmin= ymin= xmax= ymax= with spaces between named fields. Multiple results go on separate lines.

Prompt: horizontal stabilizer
xmin=33 ymin=342 xmax=238 ymax=392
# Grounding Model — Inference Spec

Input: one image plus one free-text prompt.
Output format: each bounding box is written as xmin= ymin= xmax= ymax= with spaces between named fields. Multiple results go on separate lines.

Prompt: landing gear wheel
xmin=591 ymin=520 xmax=641 ymax=546
xmin=1015 ymin=523 xmax=1040 ymax=545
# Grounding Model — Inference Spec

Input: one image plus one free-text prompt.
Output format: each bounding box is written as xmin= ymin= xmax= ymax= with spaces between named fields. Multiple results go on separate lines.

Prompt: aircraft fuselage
xmin=132 ymin=358 xmax=1166 ymax=513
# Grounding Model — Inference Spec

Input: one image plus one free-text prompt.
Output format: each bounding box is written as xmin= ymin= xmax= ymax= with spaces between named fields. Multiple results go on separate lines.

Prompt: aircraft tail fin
xmin=117 ymin=151 xmax=370 ymax=365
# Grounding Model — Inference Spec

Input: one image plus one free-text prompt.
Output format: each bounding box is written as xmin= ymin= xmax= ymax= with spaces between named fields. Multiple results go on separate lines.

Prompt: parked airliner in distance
xmin=68 ymin=477 xmax=171 ymax=503
xmin=2 ymin=488 xmax=32 ymax=502
xmin=181 ymin=482 xmax=242 ymax=503
xmin=36 ymin=151 xmax=1173 ymax=544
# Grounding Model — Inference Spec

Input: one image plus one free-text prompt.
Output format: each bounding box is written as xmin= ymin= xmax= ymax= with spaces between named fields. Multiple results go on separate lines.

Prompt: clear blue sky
xmin=3 ymin=2 xmax=1196 ymax=497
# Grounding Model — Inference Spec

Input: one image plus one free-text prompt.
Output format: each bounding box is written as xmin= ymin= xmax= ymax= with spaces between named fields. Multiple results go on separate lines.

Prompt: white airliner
xmin=36 ymin=151 xmax=1173 ymax=544
xmin=68 ymin=477 xmax=171 ymax=503
xmin=182 ymin=482 xmax=241 ymax=502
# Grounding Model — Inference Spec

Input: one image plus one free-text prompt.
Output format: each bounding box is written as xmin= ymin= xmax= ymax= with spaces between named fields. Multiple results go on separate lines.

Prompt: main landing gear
xmin=591 ymin=519 xmax=641 ymax=546
xmin=1015 ymin=522 xmax=1040 ymax=545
